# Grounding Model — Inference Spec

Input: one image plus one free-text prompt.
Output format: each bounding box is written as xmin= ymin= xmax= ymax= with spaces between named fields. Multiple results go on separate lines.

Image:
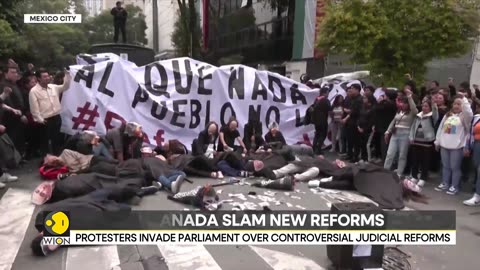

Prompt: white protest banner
xmin=61 ymin=57 xmax=325 ymax=148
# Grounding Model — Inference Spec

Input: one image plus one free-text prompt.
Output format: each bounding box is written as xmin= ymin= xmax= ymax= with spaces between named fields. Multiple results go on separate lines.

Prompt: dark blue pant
xmin=158 ymin=171 xmax=186 ymax=189
xmin=217 ymin=160 xmax=241 ymax=177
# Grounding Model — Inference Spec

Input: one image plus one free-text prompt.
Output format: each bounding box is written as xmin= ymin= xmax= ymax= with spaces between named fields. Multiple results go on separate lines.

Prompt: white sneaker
xmin=0 ymin=173 xmax=18 ymax=183
xmin=320 ymin=176 xmax=333 ymax=183
xmin=463 ymin=194 xmax=480 ymax=206
xmin=416 ymin=180 xmax=425 ymax=187
xmin=409 ymin=177 xmax=418 ymax=184
xmin=308 ymin=180 xmax=320 ymax=188
xmin=0 ymin=182 xmax=5 ymax=189
xmin=171 ymin=174 xmax=185 ymax=194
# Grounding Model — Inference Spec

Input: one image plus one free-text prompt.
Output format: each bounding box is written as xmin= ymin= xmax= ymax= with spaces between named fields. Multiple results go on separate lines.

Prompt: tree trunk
xmin=188 ymin=0 xmax=197 ymax=58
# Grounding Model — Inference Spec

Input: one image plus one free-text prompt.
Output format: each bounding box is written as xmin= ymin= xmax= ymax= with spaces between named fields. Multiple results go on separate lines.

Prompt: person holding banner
xmin=218 ymin=118 xmax=247 ymax=154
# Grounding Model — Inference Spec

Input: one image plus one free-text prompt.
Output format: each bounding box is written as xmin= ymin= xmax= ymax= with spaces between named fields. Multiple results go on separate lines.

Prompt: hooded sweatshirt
xmin=409 ymin=104 xmax=439 ymax=145
xmin=435 ymin=97 xmax=473 ymax=150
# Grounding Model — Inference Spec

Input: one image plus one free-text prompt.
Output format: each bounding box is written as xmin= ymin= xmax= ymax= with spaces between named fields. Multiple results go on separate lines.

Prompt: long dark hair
xmin=332 ymin=95 xmax=344 ymax=107
xmin=396 ymin=95 xmax=411 ymax=114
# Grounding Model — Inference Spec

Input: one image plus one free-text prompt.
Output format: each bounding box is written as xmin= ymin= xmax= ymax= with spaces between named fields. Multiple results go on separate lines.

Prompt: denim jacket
xmin=409 ymin=105 xmax=438 ymax=143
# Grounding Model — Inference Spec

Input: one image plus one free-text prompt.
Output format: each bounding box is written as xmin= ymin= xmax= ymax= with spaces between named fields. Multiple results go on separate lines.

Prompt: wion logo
xmin=42 ymin=211 xmax=71 ymax=246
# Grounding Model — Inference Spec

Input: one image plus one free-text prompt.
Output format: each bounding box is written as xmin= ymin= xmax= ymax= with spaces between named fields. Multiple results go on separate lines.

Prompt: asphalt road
xmin=0 ymin=157 xmax=479 ymax=270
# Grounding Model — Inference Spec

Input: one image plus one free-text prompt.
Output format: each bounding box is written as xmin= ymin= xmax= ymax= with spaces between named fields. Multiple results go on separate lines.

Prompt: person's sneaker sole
xmin=435 ymin=185 xmax=448 ymax=191
xmin=463 ymin=200 xmax=480 ymax=206
xmin=171 ymin=175 xmax=185 ymax=194
xmin=446 ymin=190 xmax=458 ymax=195
xmin=0 ymin=182 xmax=5 ymax=189
xmin=141 ymin=186 xmax=159 ymax=196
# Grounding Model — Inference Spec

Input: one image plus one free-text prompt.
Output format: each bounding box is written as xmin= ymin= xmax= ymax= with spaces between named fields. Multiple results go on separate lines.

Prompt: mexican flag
xmin=292 ymin=0 xmax=327 ymax=60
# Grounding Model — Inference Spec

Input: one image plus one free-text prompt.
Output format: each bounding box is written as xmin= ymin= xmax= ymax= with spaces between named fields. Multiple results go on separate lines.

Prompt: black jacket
xmin=195 ymin=129 xmax=218 ymax=154
xmin=358 ymin=107 xmax=374 ymax=132
xmin=346 ymin=95 xmax=362 ymax=125
xmin=111 ymin=7 xmax=127 ymax=23
xmin=244 ymin=121 xmax=264 ymax=151
xmin=264 ymin=131 xmax=287 ymax=149
xmin=35 ymin=187 xmax=139 ymax=233
xmin=372 ymin=100 xmax=397 ymax=132
xmin=311 ymin=96 xmax=331 ymax=127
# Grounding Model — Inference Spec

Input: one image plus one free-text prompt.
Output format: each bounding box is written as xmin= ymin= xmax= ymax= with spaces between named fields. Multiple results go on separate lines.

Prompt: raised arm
xmin=53 ymin=71 xmax=71 ymax=94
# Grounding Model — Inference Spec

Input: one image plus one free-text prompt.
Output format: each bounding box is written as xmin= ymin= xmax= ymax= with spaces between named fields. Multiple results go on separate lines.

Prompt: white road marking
xmin=157 ymin=245 xmax=221 ymax=270
xmin=0 ymin=188 xmax=36 ymax=270
xmin=65 ymin=246 xmax=121 ymax=270
xmin=250 ymin=246 xmax=325 ymax=270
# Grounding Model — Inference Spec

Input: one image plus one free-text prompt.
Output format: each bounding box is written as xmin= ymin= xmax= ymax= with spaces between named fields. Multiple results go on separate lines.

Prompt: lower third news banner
xmin=40 ymin=211 xmax=456 ymax=246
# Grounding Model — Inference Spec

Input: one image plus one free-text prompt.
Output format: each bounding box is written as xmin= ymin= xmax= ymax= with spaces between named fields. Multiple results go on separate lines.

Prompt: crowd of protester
xmin=0 ymin=59 xmax=441 ymax=256
xmin=0 ymin=59 xmax=70 ymax=188
xmin=1 ymin=59 xmax=479 ymax=207
xmin=302 ymin=74 xmax=480 ymax=206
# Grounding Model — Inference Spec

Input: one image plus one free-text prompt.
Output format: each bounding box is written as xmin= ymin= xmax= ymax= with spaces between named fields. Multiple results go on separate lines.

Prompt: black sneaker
xmin=139 ymin=186 xmax=159 ymax=196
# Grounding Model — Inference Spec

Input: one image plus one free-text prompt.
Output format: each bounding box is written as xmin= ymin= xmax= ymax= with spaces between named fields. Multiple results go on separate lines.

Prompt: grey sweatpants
xmin=273 ymin=163 xmax=320 ymax=182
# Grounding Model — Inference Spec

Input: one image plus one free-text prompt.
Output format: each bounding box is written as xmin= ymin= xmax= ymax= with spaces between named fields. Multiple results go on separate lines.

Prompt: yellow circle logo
xmin=44 ymin=212 xmax=70 ymax=235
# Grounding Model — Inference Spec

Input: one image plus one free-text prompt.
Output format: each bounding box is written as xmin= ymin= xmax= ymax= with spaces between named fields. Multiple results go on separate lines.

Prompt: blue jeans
xmin=384 ymin=129 xmax=410 ymax=175
xmin=472 ymin=142 xmax=480 ymax=194
xmin=158 ymin=171 xmax=186 ymax=189
xmin=93 ymin=142 xmax=114 ymax=160
xmin=217 ymin=160 xmax=241 ymax=177
xmin=440 ymin=148 xmax=464 ymax=190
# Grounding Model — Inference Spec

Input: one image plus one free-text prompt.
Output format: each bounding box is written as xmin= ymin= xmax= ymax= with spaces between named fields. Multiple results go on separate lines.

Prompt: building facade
xmin=83 ymin=0 xmax=103 ymax=17
xmin=144 ymin=0 xmax=178 ymax=58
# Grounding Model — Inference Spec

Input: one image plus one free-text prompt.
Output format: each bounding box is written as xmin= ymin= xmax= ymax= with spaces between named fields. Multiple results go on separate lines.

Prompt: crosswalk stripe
xmin=157 ymin=245 xmax=222 ymax=270
xmin=249 ymin=246 xmax=326 ymax=270
xmin=65 ymin=246 xmax=121 ymax=270
xmin=0 ymin=188 xmax=36 ymax=270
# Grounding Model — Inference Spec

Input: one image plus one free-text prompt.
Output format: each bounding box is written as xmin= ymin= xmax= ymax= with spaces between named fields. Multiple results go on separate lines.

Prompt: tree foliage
xmin=317 ymin=0 xmax=480 ymax=85
xmin=83 ymin=5 xmax=148 ymax=45
xmin=0 ymin=0 xmax=147 ymax=69
xmin=0 ymin=0 xmax=25 ymax=31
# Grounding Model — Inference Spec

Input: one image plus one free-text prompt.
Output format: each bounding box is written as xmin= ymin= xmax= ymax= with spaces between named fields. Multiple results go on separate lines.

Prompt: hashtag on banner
xmin=72 ymin=102 xmax=100 ymax=130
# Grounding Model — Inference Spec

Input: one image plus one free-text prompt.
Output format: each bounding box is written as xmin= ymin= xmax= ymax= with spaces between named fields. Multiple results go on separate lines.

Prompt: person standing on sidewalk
xmin=1 ymin=65 xmax=28 ymax=160
xmin=384 ymin=89 xmax=418 ymax=177
xmin=343 ymin=84 xmax=363 ymax=162
xmin=0 ymin=87 xmax=19 ymax=188
xmin=463 ymin=105 xmax=480 ymax=205
xmin=370 ymin=90 xmax=397 ymax=162
xmin=311 ymin=87 xmax=331 ymax=155
xmin=29 ymin=68 xmax=71 ymax=155
xmin=435 ymin=93 xmax=473 ymax=195
xmin=408 ymin=99 xmax=438 ymax=187
xmin=329 ymin=95 xmax=344 ymax=153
